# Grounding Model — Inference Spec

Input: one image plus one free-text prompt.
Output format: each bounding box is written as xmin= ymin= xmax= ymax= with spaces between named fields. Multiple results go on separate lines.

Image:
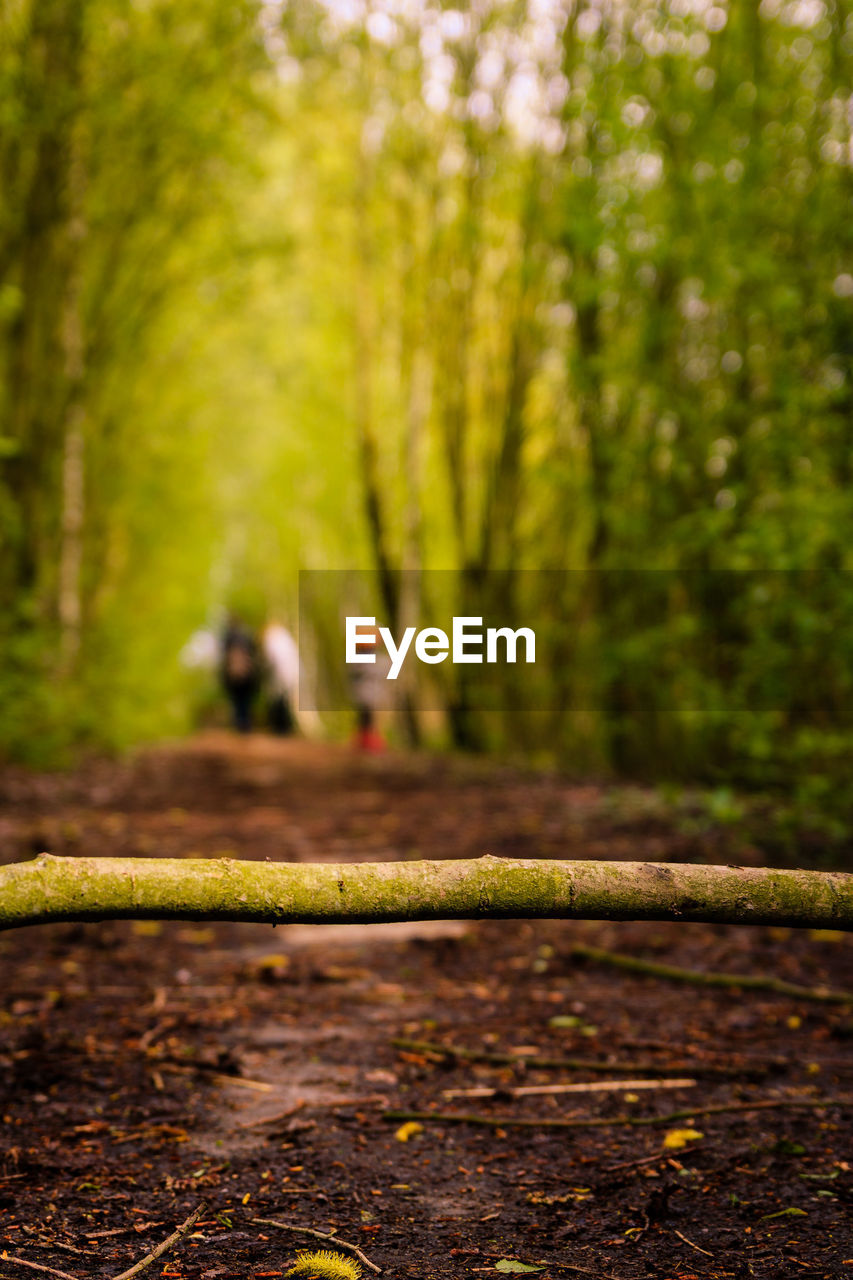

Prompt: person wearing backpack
xmin=262 ymin=620 xmax=299 ymax=735
xmin=220 ymin=616 xmax=260 ymax=733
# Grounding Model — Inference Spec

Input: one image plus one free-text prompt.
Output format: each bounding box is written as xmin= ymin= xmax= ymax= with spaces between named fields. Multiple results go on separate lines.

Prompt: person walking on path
xmin=262 ymin=620 xmax=299 ymax=734
xmin=221 ymin=616 xmax=260 ymax=733
xmin=348 ymin=625 xmax=390 ymax=752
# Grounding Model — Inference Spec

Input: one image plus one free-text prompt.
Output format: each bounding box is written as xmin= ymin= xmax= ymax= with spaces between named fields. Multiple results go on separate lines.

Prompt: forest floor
xmin=1 ymin=733 xmax=852 ymax=1280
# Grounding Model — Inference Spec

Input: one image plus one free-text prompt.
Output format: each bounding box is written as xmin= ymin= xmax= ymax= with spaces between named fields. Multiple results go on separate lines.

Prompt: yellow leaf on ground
xmin=663 ymin=1128 xmax=704 ymax=1149
xmin=177 ymin=928 xmax=215 ymax=945
xmin=395 ymin=1121 xmax=424 ymax=1142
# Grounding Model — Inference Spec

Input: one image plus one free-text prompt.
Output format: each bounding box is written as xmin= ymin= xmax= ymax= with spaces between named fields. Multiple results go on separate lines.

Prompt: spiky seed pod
xmin=285 ymin=1250 xmax=363 ymax=1280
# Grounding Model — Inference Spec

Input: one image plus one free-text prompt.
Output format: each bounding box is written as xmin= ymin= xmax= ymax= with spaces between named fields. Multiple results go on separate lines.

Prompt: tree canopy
xmin=1 ymin=0 xmax=852 ymax=813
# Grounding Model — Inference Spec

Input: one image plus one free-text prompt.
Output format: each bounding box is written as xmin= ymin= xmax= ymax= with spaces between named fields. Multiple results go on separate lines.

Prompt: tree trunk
xmin=58 ymin=411 xmax=84 ymax=668
xmin=1 ymin=854 xmax=851 ymax=933
xmin=2 ymin=0 xmax=85 ymax=606
xmin=353 ymin=155 xmax=398 ymax=629
xmin=394 ymin=184 xmax=432 ymax=749
xmin=58 ymin=112 xmax=88 ymax=672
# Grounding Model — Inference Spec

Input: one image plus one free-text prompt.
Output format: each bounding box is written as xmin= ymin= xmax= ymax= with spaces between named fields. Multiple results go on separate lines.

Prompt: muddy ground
xmin=1 ymin=735 xmax=851 ymax=1280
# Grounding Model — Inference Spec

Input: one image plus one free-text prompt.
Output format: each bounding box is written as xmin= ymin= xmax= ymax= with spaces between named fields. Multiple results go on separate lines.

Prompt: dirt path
xmin=1 ymin=736 xmax=852 ymax=1279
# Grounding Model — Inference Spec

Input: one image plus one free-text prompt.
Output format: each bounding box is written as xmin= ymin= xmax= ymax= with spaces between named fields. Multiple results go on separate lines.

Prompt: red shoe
xmin=354 ymin=728 xmax=385 ymax=752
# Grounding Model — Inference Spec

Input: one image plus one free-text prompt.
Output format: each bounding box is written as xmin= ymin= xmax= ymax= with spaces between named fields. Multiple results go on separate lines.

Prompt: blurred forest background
xmin=1 ymin=0 xmax=852 ymax=821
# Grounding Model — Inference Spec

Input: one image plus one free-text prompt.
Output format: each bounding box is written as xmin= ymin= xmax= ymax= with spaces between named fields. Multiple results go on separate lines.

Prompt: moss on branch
xmin=0 ymin=853 xmax=851 ymax=932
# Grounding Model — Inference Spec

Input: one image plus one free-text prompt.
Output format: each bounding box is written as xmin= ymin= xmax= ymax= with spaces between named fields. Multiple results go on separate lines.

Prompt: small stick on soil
xmin=86 ymin=1225 xmax=163 ymax=1240
xmin=0 ymin=1257 xmax=78 ymax=1280
xmin=569 ymin=942 xmax=853 ymax=1004
xmin=17 ymin=1233 xmax=89 ymax=1260
xmin=482 ymin=1258 xmax=624 ymax=1280
xmin=157 ymin=1061 xmax=274 ymax=1091
xmin=442 ymin=1078 xmax=697 ymax=1099
xmin=672 ymin=1229 xmax=714 ymax=1258
xmin=138 ymin=1016 xmax=176 ymax=1051
xmin=602 ymin=1152 xmax=671 ymax=1173
xmin=31 ymin=1245 xmax=92 ymax=1258
xmin=237 ymin=1102 xmax=305 ymax=1128
xmin=250 ymin=1217 xmax=382 ymax=1274
xmin=546 ymin=1263 xmax=624 ymax=1278
xmin=109 ymin=1202 xmax=205 ymax=1280
xmin=383 ymin=1095 xmax=850 ymax=1130
xmin=391 ymin=1038 xmax=753 ymax=1078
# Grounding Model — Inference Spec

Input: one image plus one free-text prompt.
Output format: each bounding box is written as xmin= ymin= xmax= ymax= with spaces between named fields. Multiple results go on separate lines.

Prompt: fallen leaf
xmin=394 ymin=1121 xmax=424 ymax=1142
xmin=494 ymin=1260 xmax=544 ymax=1273
xmin=772 ymin=1139 xmax=805 ymax=1156
xmin=178 ymin=928 xmax=215 ymax=945
xmin=663 ymin=1128 xmax=704 ymax=1149
xmin=253 ymin=954 xmax=291 ymax=969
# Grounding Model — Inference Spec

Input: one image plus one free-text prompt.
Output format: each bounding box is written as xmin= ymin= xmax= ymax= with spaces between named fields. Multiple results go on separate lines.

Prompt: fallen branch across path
xmin=570 ymin=942 xmax=853 ymax=1004
xmin=2 ymin=854 xmax=852 ymax=932
xmin=249 ymin=1217 xmax=382 ymax=1274
xmin=391 ymin=1038 xmax=756 ymax=1078
xmin=382 ymin=1095 xmax=851 ymax=1130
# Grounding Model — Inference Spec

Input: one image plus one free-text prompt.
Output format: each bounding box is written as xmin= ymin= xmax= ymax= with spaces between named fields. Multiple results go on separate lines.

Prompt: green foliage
xmin=1 ymin=0 xmax=852 ymax=839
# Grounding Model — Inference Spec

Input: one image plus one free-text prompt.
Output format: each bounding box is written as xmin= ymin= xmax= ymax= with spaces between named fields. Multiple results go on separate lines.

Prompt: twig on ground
xmin=236 ymin=1095 xmax=388 ymax=1123
xmin=391 ymin=1038 xmax=752 ymax=1078
xmin=672 ymin=1229 xmax=714 ymax=1258
xmin=250 ymin=1217 xmax=381 ymax=1274
xmin=85 ymin=1225 xmax=163 ymax=1240
xmin=16 ymin=1235 xmax=90 ymax=1260
xmin=442 ymin=1077 xmax=696 ymax=1100
xmin=471 ymin=1258 xmax=622 ymax=1280
xmin=602 ymin=1152 xmax=671 ymax=1173
xmin=237 ymin=1102 xmax=306 ymax=1128
xmin=383 ymin=1095 xmax=850 ymax=1130
xmin=546 ymin=1262 xmax=624 ymax=1278
xmin=157 ymin=1061 xmax=274 ymax=1091
xmin=569 ymin=942 xmax=853 ymax=1004
xmin=0 ymin=1258 xmax=77 ymax=1280
xmin=138 ymin=1016 xmax=176 ymax=1051
xmin=31 ymin=1246 xmax=91 ymax=1259
xmin=109 ymin=1202 xmax=205 ymax=1280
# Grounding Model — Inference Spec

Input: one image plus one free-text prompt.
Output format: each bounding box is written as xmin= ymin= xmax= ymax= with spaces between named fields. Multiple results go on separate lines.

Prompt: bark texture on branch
xmin=1 ymin=854 xmax=852 ymax=932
